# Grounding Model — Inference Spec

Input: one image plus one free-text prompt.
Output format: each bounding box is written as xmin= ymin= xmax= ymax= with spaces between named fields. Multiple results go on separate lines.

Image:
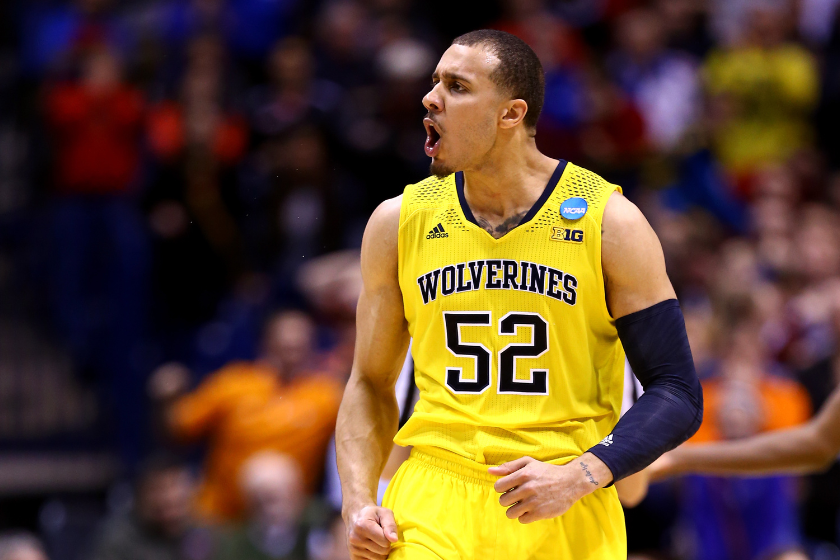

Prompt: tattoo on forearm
xmin=580 ymin=461 xmax=599 ymax=486
xmin=476 ymin=211 xmax=528 ymax=239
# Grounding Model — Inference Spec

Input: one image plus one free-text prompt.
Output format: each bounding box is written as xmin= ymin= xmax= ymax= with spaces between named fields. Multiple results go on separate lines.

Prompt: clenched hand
xmin=346 ymin=504 xmax=399 ymax=560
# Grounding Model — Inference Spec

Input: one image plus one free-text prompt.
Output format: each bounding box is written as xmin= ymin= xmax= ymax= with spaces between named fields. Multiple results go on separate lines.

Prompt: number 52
xmin=443 ymin=311 xmax=549 ymax=395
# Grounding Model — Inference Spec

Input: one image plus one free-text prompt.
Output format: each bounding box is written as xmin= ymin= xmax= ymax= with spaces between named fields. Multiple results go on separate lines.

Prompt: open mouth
xmin=424 ymin=118 xmax=441 ymax=158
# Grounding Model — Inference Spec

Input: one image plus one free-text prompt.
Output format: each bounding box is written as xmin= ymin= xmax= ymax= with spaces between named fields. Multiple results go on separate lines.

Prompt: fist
xmin=346 ymin=504 xmax=399 ymax=560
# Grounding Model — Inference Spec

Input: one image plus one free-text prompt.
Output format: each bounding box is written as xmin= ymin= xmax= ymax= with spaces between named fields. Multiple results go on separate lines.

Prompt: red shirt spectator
xmin=45 ymin=48 xmax=145 ymax=195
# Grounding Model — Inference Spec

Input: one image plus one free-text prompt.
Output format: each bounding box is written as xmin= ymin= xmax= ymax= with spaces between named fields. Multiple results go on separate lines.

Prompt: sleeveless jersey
xmin=393 ymin=160 xmax=626 ymax=466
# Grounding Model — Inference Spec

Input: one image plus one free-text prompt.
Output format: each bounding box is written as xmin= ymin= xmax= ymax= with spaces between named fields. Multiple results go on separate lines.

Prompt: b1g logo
xmin=551 ymin=227 xmax=584 ymax=243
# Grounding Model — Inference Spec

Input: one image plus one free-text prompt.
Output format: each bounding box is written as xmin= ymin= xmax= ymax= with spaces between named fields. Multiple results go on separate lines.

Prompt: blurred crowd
xmin=2 ymin=0 xmax=840 ymax=558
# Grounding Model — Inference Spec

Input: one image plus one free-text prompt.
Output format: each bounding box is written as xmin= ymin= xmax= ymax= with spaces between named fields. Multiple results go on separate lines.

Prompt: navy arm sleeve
xmin=586 ymin=299 xmax=703 ymax=483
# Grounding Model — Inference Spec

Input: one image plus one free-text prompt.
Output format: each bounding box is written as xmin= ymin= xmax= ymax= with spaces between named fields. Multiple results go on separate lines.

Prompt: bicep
xmin=353 ymin=286 xmax=410 ymax=388
xmin=350 ymin=197 xmax=410 ymax=390
xmin=601 ymin=192 xmax=676 ymax=319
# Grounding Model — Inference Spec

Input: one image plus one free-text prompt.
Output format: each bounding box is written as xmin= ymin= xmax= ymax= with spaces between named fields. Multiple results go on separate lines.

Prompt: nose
xmin=423 ymin=83 xmax=443 ymax=113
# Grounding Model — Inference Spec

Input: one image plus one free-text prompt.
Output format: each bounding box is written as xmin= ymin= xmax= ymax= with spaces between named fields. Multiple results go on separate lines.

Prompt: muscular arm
xmin=490 ymin=191 xmax=701 ymax=522
xmin=336 ymin=197 xmax=410 ymax=557
xmin=656 ymin=385 xmax=840 ymax=478
xmin=585 ymin=192 xmax=703 ymax=482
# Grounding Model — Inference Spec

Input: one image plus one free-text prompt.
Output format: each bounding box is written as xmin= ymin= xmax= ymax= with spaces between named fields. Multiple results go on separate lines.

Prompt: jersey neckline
xmin=455 ymin=160 xmax=568 ymax=239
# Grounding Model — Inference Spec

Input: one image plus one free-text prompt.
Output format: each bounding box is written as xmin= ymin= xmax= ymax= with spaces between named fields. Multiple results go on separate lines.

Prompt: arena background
xmin=1 ymin=0 xmax=840 ymax=559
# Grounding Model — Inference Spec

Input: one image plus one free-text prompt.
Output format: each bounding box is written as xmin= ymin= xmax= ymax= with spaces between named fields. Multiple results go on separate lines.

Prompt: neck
xmin=461 ymin=138 xmax=558 ymax=238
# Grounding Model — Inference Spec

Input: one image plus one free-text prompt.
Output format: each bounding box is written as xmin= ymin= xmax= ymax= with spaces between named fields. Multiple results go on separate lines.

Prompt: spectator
xmin=248 ymin=38 xmax=339 ymax=142
xmin=44 ymin=42 xmax=150 ymax=468
xmin=307 ymin=515 xmax=350 ymax=560
xmin=784 ymin=206 xmax=840 ymax=370
xmin=256 ymin=127 xmax=355 ymax=281
xmin=678 ymin=319 xmax=811 ymax=560
xmin=575 ymin=64 xmax=648 ymax=177
xmin=18 ymin=0 xmax=127 ymax=77
xmin=295 ymin=250 xmax=362 ymax=382
xmin=312 ymin=1 xmax=376 ymax=89
xmin=45 ymin=45 xmax=144 ymax=198
xmin=703 ymin=2 xmax=819 ymax=176
xmin=0 ymin=533 xmax=49 ymax=560
xmin=608 ymin=7 xmax=701 ymax=151
xmin=89 ymin=454 xmax=214 ymax=560
xmin=493 ymin=0 xmax=589 ymax=72
xmin=151 ymin=310 xmax=343 ymax=522
xmin=212 ymin=452 xmax=310 ymax=560
xmin=145 ymin=34 xmax=249 ymax=331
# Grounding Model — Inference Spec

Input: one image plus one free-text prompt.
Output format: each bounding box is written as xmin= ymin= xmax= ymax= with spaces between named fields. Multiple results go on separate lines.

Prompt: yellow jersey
xmin=394 ymin=160 xmax=626 ymax=466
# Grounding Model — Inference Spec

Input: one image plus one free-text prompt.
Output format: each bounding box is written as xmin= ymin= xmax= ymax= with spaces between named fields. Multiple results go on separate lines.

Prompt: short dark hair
xmin=452 ymin=29 xmax=545 ymax=130
xmin=136 ymin=451 xmax=188 ymax=487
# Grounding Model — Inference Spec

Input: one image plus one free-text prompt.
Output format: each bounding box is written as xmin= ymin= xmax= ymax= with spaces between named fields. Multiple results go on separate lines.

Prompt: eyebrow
xmin=431 ymin=70 xmax=471 ymax=83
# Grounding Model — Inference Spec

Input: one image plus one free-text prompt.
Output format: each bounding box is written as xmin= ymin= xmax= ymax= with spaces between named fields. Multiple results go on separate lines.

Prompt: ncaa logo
xmin=560 ymin=197 xmax=588 ymax=221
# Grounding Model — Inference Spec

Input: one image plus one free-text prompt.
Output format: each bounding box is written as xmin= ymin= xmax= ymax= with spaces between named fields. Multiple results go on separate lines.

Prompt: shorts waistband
xmin=408 ymin=446 xmax=501 ymax=485
xmin=408 ymin=446 xmax=580 ymax=485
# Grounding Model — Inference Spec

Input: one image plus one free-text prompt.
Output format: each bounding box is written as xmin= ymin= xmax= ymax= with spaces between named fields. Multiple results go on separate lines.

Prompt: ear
xmin=499 ymin=99 xmax=529 ymax=129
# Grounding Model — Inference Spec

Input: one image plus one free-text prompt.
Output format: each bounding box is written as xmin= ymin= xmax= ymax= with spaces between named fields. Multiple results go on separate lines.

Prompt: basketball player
xmin=336 ymin=30 xmax=704 ymax=560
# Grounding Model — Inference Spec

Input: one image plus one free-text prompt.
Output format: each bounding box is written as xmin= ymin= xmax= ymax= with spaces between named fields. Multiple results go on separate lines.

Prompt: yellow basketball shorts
xmin=382 ymin=447 xmax=626 ymax=560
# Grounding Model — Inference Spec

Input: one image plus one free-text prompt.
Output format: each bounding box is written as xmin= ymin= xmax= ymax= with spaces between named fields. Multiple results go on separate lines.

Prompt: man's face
xmin=137 ymin=469 xmax=193 ymax=538
xmin=423 ymin=44 xmax=506 ymax=177
xmin=262 ymin=311 xmax=316 ymax=375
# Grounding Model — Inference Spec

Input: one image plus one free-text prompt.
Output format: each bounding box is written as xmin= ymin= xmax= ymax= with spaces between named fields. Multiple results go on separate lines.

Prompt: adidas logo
xmin=426 ymin=223 xmax=449 ymax=239
xmin=598 ymin=435 xmax=613 ymax=447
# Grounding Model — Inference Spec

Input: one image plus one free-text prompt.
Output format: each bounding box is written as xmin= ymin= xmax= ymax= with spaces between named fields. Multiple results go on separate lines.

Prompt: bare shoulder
xmin=364 ymin=195 xmax=402 ymax=241
xmin=360 ymin=195 xmax=402 ymax=286
xmin=601 ymin=191 xmax=649 ymax=235
xmin=601 ymin=191 xmax=676 ymax=319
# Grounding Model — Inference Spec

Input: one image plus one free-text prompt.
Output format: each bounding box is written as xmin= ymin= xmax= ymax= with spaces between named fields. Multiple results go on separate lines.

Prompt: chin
xmin=430 ymin=159 xmax=456 ymax=178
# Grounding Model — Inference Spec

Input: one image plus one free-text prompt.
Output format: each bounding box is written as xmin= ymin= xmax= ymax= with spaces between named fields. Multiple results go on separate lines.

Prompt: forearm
xmin=336 ymin=373 xmax=401 ymax=515
xmin=588 ymin=300 xmax=703 ymax=481
xmin=669 ymin=424 xmax=834 ymax=477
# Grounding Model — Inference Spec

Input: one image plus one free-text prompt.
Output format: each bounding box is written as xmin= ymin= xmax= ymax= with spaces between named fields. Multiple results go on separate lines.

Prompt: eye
xmin=450 ymin=82 xmax=464 ymax=92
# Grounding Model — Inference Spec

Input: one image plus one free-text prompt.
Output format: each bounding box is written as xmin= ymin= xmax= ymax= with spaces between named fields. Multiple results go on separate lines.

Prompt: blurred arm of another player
xmin=650 ymin=384 xmax=840 ymax=480
xmin=614 ymin=469 xmax=651 ymax=508
xmin=492 ymin=191 xmax=704 ymax=522
xmin=335 ymin=196 xmax=410 ymax=560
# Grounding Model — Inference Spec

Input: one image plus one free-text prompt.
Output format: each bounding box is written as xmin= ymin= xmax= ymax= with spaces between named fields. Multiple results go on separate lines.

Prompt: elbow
xmin=680 ymin=384 xmax=704 ymax=443
xmin=810 ymin=433 xmax=839 ymax=472
xmin=791 ymin=420 xmax=839 ymax=473
xmin=690 ymin=392 xmax=704 ymax=437
xmin=807 ymin=446 xmax=836 ymax=473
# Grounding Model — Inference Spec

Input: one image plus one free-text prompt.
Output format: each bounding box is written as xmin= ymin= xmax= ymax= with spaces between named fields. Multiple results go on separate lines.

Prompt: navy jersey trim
xmin=455 ymin=159 xmax=568 ymax=231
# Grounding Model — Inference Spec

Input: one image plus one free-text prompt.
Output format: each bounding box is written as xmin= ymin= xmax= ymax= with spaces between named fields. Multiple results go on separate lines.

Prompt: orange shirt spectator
xmin=155 ymin=310 xmax=344 ymax=522
xmin=690 ymin=374 xmax=811 ymax=444
xmin=170 ymin=361 xmax=342 ymax=522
